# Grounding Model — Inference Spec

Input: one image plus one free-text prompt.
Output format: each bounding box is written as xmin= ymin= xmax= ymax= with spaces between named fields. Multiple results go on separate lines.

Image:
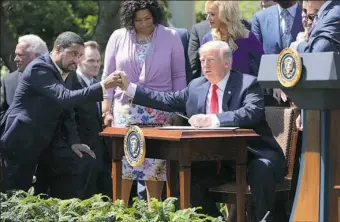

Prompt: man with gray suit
xmin=117 ymin=41 xmax=285 ymax=222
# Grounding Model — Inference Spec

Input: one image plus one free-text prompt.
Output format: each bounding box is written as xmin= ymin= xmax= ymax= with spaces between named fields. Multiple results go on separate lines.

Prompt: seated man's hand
xmin=189 ymin=114 xmax=213 ymax=128
xmin=71 ymin=144 xmax=96 ymax=159
xmin=102 ymin=70 xmax=123 ymax=89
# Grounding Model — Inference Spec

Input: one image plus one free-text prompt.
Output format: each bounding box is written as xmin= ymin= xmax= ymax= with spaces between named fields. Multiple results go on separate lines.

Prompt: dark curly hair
xmin=120 ymin=0 xmax=166 ymax=30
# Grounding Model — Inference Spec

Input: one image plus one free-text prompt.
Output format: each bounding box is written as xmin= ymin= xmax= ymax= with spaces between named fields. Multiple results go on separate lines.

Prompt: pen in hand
xmin=175 ymin=112 xmax=189 ymax=120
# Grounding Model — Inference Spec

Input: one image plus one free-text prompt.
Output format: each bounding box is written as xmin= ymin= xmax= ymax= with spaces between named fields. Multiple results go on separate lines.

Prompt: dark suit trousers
xmin=190 ymin=152 xmax=281 ymax=222
xmin=34 ymin=140 xmax=98 ymax=199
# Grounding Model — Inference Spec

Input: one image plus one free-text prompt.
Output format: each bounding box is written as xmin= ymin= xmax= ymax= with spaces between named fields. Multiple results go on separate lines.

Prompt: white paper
xmin=159 ymin=126 xmax=239 ymax=130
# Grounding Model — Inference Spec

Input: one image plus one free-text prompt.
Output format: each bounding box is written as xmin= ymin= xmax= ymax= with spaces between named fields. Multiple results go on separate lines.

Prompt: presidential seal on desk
xmin=277 ymin=48 xmax=302 ymax=87
xmin=124 ymin=125 xmax=145 ymax=167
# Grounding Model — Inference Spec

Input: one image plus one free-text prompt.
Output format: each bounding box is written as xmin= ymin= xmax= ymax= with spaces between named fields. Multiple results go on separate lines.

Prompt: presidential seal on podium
xmin=277 ymin=48 xmax=302 ymax=87
xmin=124 ymin=125 xmax=146 ymax=167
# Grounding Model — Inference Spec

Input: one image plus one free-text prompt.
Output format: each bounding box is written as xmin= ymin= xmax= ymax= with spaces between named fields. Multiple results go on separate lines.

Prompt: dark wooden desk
xmin=100 ymin=127 xmax=258 ymax=222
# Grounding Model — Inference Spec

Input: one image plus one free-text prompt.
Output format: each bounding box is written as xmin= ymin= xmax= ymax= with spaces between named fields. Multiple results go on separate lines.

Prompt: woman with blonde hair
xmin=203 ymin=1 xmax=264 ymax=76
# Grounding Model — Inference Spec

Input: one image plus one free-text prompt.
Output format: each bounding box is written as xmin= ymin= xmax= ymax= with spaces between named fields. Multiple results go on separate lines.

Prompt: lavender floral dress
xmin=115 ymin=40 xmax=171 ymax=181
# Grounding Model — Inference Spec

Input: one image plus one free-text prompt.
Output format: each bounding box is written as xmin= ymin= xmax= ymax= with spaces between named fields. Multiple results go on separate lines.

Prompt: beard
xmin=59 ymin=60 xmax=77 ymax=73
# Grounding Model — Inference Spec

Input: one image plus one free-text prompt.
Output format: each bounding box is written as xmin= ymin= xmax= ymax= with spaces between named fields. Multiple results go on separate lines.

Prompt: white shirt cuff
xmin=210 ymin=114 xmax=220 ymax=127
xmin=126 ymin=83 xmax=137 ymax=98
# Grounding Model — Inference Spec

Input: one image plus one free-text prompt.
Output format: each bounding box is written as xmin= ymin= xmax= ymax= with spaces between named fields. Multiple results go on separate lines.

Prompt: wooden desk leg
xmin=236 ymin=164 xmax=247 ymax=222
xmin=166 ymin=160 xmax=177 ymax=198
xmin=179 ymin=166 xmax=191 ymax=209
xmin=112 ymin=160 xmax=122 ymax=201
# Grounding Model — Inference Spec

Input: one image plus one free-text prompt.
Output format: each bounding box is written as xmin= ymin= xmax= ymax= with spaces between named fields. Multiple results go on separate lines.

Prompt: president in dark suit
xmin=0 ymin=32 xmax=121 ymax=192
xmin=118 ymin=40 xmax=285 ymax=222
xmin=0 ymin=35 xmax=49 ymax=121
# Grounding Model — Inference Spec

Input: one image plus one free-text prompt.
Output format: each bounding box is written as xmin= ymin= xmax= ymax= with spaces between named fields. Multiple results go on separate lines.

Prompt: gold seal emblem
xmin=277 ymin=48 xmax=302 ymax=87
xmin=124 ymin=125 xmax=146 ymax=167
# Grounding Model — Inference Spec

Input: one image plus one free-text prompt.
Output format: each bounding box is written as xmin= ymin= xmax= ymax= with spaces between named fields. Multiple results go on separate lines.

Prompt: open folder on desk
xmin=159 ymin=126 xmax=239 ymax=130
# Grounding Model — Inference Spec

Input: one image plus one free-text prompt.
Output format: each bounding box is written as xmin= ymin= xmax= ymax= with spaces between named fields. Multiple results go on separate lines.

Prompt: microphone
xmin=308 ymin=34 xmax=340 ymax=53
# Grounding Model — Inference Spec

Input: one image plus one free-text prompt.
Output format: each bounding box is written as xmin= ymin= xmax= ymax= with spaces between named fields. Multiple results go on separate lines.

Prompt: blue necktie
xmin=281 ymin=9 xmax=292 ymax=48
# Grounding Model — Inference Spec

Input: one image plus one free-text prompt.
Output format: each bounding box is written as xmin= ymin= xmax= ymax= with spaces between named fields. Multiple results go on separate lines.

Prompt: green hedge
xmin=0 ymin=189 xmax=224 ymax=222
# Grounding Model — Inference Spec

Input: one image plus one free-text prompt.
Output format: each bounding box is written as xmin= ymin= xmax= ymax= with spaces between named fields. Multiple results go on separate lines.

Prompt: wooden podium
xmin=100 ymin=127 xmax=258 ymax=222
xmin=258 ymin=51 xmax=340 ymax=222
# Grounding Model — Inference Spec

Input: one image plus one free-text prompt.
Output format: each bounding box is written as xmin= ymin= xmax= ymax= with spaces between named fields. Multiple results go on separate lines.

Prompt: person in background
xmin=188 ymin=1 xmax=253 ymax=81
xmin=202 ymin=1 xmax=264 ymax=76
xmin=101 ymin=0 xmax=186 ymax=206
xmin=252 ymin=0 xmax=303 ymax=106
xmin=188 ymin=20 xmax=211 ymax=80
xmin=0 ymin=35 xmax=48 ymax=120
xmin=0 ymin=31 xmax=120 ymax=192
xmin=73 ymin=41 xmax=112 ymax=197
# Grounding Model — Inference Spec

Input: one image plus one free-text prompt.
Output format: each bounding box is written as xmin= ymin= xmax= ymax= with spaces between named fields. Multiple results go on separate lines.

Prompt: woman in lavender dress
xmin=101 ymin=0 xmax=186 ymax=206
xmin=203 ymin=1 xmax=264 ymax=76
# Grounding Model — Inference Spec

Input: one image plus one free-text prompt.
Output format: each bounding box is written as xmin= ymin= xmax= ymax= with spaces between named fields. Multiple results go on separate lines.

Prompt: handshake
xmin=102 ymin=70 xmax=130 ymax=90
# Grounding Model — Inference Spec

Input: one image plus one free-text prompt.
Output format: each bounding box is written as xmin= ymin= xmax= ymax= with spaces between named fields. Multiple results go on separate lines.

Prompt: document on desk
xmin=159 ymin=126 xmax=239 ymax=130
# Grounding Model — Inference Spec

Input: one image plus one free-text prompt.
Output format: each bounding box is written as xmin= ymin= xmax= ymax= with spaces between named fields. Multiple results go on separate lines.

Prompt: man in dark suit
xmin=172 ymin=27 xmax=192 ymax=84
xmin=0 ymin=35 xmax=48 ymax=120
xmin=0 ymin=31 xmax=121 ymax=192
xmin=188 ymin=20 xmax=211 ymax=80
xmin=291 ymin=0 xmax=340 ymax=52
xmin=252 ymin=0 xmax=304 ymax=105
xmin=72 ymin=41 xmax=112 ymax=197
xmin=118 ymin=40 xmax=285 ymax=222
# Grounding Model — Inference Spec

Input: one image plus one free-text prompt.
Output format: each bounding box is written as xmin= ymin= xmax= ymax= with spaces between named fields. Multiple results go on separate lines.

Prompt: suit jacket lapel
xmin=76 ymin=74 xmax=88 ymax=88
xmin=196 ymin=79 xmax=210 ymax=114
xmin=222 ymin=72 xmax=237 ymax=111
xmin=268 ymin=7 xmax=282 ymax=49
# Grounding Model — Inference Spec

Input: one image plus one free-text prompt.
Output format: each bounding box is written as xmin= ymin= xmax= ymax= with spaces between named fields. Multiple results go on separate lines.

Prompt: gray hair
xmin=18 ymin=34 xmax=48 ymax=55
xmin=199 ymin=40 xmax=233 ymax=63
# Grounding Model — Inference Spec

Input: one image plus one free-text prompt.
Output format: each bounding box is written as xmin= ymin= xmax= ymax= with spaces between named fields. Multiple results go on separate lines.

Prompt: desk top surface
xmin=100 ymin=127 xmax=258 ymax=141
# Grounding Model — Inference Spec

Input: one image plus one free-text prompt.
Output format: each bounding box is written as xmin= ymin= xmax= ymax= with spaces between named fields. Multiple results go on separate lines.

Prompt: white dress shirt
xmin=206 ymin=72 xmax=230 ymax=127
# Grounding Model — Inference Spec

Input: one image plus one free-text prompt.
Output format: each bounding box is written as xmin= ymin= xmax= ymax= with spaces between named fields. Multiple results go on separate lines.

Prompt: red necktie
xmin=210 ymin=84 xmax=221 ymax=174
xmin=210 ymin=84 xmax=219 ymax=114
